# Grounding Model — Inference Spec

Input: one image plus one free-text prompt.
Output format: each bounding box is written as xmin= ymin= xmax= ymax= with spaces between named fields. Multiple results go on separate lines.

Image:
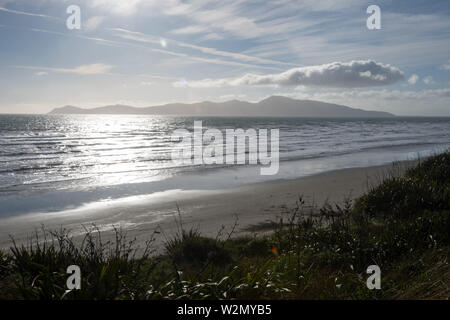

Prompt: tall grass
xmin=5 ymin=226 xmax=158 ymax=299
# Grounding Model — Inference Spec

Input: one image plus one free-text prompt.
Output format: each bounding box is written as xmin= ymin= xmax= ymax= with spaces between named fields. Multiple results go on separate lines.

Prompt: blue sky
xmin=0 ymin=0 xmax=450 ymax=115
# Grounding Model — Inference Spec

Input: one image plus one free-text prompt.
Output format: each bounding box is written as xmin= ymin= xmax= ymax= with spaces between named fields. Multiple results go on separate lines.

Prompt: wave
xmin=0 ymin=115 xmax=449 ymax=199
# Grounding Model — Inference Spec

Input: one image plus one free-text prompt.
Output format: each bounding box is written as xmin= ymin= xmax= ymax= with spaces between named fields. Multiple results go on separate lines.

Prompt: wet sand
xmin=0 ymin=160 xmax=416 ymax=253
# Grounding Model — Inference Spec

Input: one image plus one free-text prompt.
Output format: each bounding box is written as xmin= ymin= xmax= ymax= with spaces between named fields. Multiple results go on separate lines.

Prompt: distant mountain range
xmin=48 ymin=96 xmax=394 ymax=117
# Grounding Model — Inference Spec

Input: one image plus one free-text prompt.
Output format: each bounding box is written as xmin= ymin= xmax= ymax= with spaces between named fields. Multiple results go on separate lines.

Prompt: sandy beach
xmin=0 ymin=160 xmax=417 ymax=253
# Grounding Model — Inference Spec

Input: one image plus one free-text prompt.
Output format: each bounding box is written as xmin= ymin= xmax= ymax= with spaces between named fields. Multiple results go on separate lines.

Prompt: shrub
xmin=8 ymin=227 xmax=156 ymax=300
xmin=406 ymin=151 xmax=450 ymax=186
xmin=164 ymin=229 xmax=232 ymax=269
xmin=353 ymin=152 xmax=450 ymax=219
xmin=239 ymin=238 xmax=271 ymax=258
xmin=354 ymin=178 xmax=432 ymax=218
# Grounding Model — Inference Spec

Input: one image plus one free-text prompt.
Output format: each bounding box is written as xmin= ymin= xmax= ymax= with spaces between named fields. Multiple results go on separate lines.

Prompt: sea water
xmin=0 ymin=114 xmax=449 ymax=217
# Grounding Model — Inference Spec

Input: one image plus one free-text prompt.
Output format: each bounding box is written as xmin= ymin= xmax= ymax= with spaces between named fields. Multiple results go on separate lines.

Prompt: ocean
xmin=0 ymin=114 xmax=449 ymax=218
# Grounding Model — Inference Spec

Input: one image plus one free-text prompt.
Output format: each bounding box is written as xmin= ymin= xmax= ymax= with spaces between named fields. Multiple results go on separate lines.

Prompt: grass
xmin=0 ymin=151 xmax=449 ymax=300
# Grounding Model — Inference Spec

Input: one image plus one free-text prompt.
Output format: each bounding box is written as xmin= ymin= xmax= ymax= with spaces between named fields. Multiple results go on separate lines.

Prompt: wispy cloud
xmin=175 ymin=60 xmax=405 ymax=88
xmin=84 ymin=16 xmax=104 ymax=32
xmin=110 ymin=28 xmax=292 ymax=68
xmin=408 ymin=74 xmax=419 ymax=85
xmin=90 ymin=0 xmax=148 ymax=15
xmin=12 ymin=24 xmax=281 ymax=71
xmin=15 ymin=63 xmax=114 ymax=75
xmin=170 ymin=25 xmax=207 ymax=35
xmin=442 ymin=61 xmax=450 ymax=70
xmin=25 ymin=27 xmax=125 ymax=48
xmin=423 ymin=76 xmax=435 ymax=85
xmin=291 ymin=88 xmax=450 ymax=101
xmin=0 ymin=6 xmax=61 ymax=20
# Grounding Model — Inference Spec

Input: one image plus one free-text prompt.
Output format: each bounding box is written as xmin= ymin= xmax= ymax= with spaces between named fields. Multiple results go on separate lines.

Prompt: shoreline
xmin=1 ymin=143 xmax=440 ymax=218
xmin=0 ymin=159 xmax=419 ymax=252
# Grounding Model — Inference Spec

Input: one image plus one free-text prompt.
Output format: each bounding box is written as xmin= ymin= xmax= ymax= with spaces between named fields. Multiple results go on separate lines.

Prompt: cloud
xmin=70 ymin=64 xmax=113 ymax=74
xmin=0 ymin=6 xmax=60 ymax=20
xmin=90 ymin=0 xmax=149 ymax=15
xmin=16 ymin=63 xmax=114 ymax=75
xmin=408 ymin=74 xmax=419 ymax=85
xmin=25 ymin=26 xmax=129 ymax=49
xmin=284 ymin=88 xmax=450 ymax=103
xmin=219 ymin=94 xmax=247 ymax=100
xmin=199 ymin=33 xmax=224 ymax=41
xmin=175 ymin=60 xmax=405 ymax=88
xmin=84 ymin=16 xmax=104 ymax=31
xmin=443 ymin=62 xmax=450 ymax=70
xmin=23 ymin=25 xmax=282 ymax=71
xmin=110 ymin=27 xmax=292 ymax=67
xmin=170 ymin=25 xmax=208 ymax=35
xmin=423 ymin=76 xmax=434 ymax=85
xmin=162 ymin=0 xmax=348 ymax=40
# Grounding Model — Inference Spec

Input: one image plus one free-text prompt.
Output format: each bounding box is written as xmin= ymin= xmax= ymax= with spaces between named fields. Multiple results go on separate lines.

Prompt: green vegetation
xmin=0 ymin=152 xmax=449 ymax=300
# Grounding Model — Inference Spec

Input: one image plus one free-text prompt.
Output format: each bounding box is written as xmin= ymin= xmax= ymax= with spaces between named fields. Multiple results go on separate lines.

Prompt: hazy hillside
xmin=49 ymin=96 xmax=394 ymax=117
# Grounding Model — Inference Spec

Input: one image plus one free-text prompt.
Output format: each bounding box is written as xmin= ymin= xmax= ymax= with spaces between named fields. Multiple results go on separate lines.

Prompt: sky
xmin=0 ymin=0 xmax=450 ymax=115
